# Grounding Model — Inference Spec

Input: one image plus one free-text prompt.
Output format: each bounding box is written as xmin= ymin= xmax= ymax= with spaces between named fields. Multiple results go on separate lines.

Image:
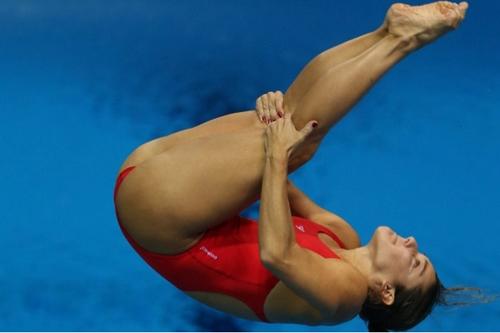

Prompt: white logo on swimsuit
xmin=200 ymin=246 xmax=218 ymax=260
xmin=295 ymin=224 xmax=305 ymax=232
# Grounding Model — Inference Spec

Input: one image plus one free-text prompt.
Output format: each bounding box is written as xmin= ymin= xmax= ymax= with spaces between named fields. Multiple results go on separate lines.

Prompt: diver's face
xmin=370 ymin=226 xmax=436 ymax=291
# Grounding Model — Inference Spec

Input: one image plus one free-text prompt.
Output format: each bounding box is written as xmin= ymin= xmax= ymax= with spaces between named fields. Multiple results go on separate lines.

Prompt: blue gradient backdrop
xmin=1 ymin=0 xmax=499 ymax=331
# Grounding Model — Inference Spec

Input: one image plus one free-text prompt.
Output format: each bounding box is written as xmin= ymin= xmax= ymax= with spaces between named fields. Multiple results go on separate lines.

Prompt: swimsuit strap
xmin=114 ymin=166 xmax=136 ymax=200
xmin=314 ymin=223 xmax=347 ymax=250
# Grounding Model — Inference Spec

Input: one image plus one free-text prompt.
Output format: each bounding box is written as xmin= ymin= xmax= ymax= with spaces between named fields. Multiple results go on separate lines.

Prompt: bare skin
xmin=115 ymin=2 xmax=467 ymax=324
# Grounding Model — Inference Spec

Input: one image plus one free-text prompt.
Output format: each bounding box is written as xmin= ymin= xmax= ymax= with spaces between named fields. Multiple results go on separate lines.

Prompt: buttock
xmin=162 ymin=231 xmax=207 ymax=255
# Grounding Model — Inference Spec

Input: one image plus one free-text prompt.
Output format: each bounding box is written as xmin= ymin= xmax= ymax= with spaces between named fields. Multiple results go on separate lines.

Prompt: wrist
xmin=266 ymin=148 xmax=288 ymax=162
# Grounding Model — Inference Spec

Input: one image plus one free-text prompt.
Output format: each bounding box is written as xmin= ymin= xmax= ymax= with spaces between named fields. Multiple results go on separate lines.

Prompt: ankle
xmin=374 ymin=24 xmax=389 ymax=38
xmin=385 ymin=34 xmax=417 ymax=55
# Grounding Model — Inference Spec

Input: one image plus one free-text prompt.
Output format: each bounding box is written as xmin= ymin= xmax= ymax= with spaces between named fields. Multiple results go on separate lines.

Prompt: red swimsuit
xmin=114 ymin=166 xmax=346 ymax=322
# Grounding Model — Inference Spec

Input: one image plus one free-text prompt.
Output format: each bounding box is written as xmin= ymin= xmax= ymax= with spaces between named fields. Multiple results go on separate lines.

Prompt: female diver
xmin=114 ymin=2 xmax=468 ymax=331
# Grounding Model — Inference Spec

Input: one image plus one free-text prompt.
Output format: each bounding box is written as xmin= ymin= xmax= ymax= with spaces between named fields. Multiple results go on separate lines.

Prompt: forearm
xmin=259 ymin=152 xmax=295 ymax=262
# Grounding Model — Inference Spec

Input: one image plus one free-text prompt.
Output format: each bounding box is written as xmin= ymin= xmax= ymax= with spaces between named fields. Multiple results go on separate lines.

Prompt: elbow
xmin=259 ymin=247 xmax=293 ymax=270
xmin=260 ymin=251 xmax=288 ymax=277
xmin=259 ymin=249 xmax=289 ymax=271
xmin=259 ymin=250 xmax=278 ymax=268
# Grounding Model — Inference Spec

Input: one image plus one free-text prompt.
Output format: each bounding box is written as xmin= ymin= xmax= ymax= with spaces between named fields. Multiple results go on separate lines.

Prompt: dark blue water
xmin=1 ymin=0 xmax=499 ymax=330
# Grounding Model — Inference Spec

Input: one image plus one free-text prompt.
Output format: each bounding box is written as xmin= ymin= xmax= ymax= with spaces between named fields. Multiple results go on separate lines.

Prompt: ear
xmin=380 ymin=281 xmax=396 ymax=306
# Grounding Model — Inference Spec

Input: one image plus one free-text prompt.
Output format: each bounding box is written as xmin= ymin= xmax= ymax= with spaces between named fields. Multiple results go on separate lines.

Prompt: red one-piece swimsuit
xmin=114 ymin=166 xmax=346 ymax=322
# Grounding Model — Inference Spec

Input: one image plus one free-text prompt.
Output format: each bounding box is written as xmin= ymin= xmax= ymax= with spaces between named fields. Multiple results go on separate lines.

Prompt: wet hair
xmin=359 ymin=273 xmax=497 ymax=331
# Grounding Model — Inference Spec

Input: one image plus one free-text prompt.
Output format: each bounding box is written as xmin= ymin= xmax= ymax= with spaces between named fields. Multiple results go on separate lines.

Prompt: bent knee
xmin=292 ymin=140 xmax=320 ymax=164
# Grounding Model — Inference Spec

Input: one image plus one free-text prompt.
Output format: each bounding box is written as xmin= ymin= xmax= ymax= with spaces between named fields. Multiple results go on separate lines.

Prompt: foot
xmin=384 ymin=1 xmax=468 ymax=49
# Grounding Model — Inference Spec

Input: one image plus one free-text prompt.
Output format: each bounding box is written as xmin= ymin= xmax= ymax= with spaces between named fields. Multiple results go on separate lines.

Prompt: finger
xmin=266 ymin=92 xmax=279 ymax=122
xmin=281 ymin=111 xmax=292 ymax=128
xmin=276 ymin=111 xmax=290 ymax=131
xmin=256 ymin=97 xmax=265 ymax=123
xmin=275 ymin=90 xmax=284 ymax=117
xmin=261 ymin=94 xmax=269 ymax=124
xmin=299 ymin=120 xmax=319 ymax=140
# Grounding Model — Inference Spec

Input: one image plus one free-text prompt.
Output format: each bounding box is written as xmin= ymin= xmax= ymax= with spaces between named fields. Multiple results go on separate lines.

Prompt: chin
xmin=370 ymin=226 xmax=398 ymax=263
xmin=373 ymin=226 xmax=394 ymax=243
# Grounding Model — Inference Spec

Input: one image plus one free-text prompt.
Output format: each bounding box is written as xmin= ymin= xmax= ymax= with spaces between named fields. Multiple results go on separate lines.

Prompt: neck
xmin=335 ymin=245 xmax=374 ymax=284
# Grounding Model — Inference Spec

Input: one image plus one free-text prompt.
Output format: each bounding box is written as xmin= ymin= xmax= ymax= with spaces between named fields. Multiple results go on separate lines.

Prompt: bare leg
xmin=285 ymin=26 xmax=387 ymax=114
xmin=289 ymin=34 xmax=409 ymax=144
xmin=135 ymin=0 xmax=468 ymax=162
xmin=287 ymin=1 xmax=468 ymax=157
xmin=123 ymin=27 xmax=388 ymax=167
xmin=116 ymin=2 xmax=467 ymax=253
xmin=283 ymin=0 xmax=467 ymax=115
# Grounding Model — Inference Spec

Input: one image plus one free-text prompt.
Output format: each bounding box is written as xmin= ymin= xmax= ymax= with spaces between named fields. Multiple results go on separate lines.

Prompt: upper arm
xmin=262 ymin=244 xmax=366 ymax=320
xmin=287 ymin=180 xmax=330 ymax=219
xmin=308 ymin=212 xmax=362 ymax=249
xmin=286 ymin=181 xmax=361 ymax=249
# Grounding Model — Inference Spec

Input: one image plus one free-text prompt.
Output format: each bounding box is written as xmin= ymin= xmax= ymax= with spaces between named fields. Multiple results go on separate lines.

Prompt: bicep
xmin=286 ymin=181 xmax=360 ymax=248
xmin=262 ymin=244 xmax=365 ymax=318
xmin=287 ymin=181 xmax=331 ymax=219
xmin=309 ymin=212 xmax=361 ymax=249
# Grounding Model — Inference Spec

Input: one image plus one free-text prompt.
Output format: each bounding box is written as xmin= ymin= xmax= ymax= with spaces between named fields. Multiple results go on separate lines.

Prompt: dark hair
xmin=359 ymin=273 xmax=497 ymax=331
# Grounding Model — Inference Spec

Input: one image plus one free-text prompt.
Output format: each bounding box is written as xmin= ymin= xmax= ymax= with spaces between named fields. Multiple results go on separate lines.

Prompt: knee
xmin=290 ymin=142 xmax=319 ymax=168
xmin=302 ymin=140 xmax=320 ymax=161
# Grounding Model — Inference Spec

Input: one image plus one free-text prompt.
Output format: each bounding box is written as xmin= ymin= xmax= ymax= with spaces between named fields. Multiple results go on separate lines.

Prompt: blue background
xmin=1 ymin=0 xmax=499 ymax=331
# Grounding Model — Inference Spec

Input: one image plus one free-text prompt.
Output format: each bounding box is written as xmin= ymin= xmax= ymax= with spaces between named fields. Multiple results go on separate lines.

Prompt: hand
xmin=264 ymin=112 xmax=318 ymax=159
xmin=256 ymin=91 xmax=284 ymax=125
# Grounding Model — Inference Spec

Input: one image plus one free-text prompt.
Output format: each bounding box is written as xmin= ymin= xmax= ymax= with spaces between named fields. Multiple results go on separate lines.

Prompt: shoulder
xmin=324 ymin=260 xmax=367 ymax=323
xmin=314 ymin=260 xmax=368 ymax=323
xmin=309 ymin=212 xmax=362 ymax=249
xmin=312 ymin=260 xmax=368 ymax=324
xmin=266 ymin=245 xmax=367 ymax=323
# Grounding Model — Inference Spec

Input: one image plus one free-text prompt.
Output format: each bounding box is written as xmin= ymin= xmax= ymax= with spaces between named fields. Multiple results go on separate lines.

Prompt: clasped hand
xmin=255 ymin=91 xmax=318 ymax=159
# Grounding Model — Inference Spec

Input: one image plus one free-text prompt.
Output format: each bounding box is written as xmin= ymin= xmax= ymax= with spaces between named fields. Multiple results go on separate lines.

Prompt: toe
xmin=391 ymin=3 xmax=409 ymax=13
xmin=452 ymin=2 xmax=467 ymax=26
xmin=437 ymin=2 xmax=454 ymax=17
xmin=458 ymin=1 xmax=468 ymax=15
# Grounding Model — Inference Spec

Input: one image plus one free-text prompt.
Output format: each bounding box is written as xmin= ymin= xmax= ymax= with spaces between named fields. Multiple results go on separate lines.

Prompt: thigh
xmin=116 ymin=114 xmax=321 ymax=253
xmin=120 ymin=111 xmax=262 ymax=170
xmin=116 ymin=126 xmax=268 ymax=251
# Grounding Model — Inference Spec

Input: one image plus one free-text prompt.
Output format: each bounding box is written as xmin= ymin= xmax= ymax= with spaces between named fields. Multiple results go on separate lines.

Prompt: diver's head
xmin=359 ymin=226 xmax=440 ymax=331
xmin=367 ymin=226 xmax=436 ymax=293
